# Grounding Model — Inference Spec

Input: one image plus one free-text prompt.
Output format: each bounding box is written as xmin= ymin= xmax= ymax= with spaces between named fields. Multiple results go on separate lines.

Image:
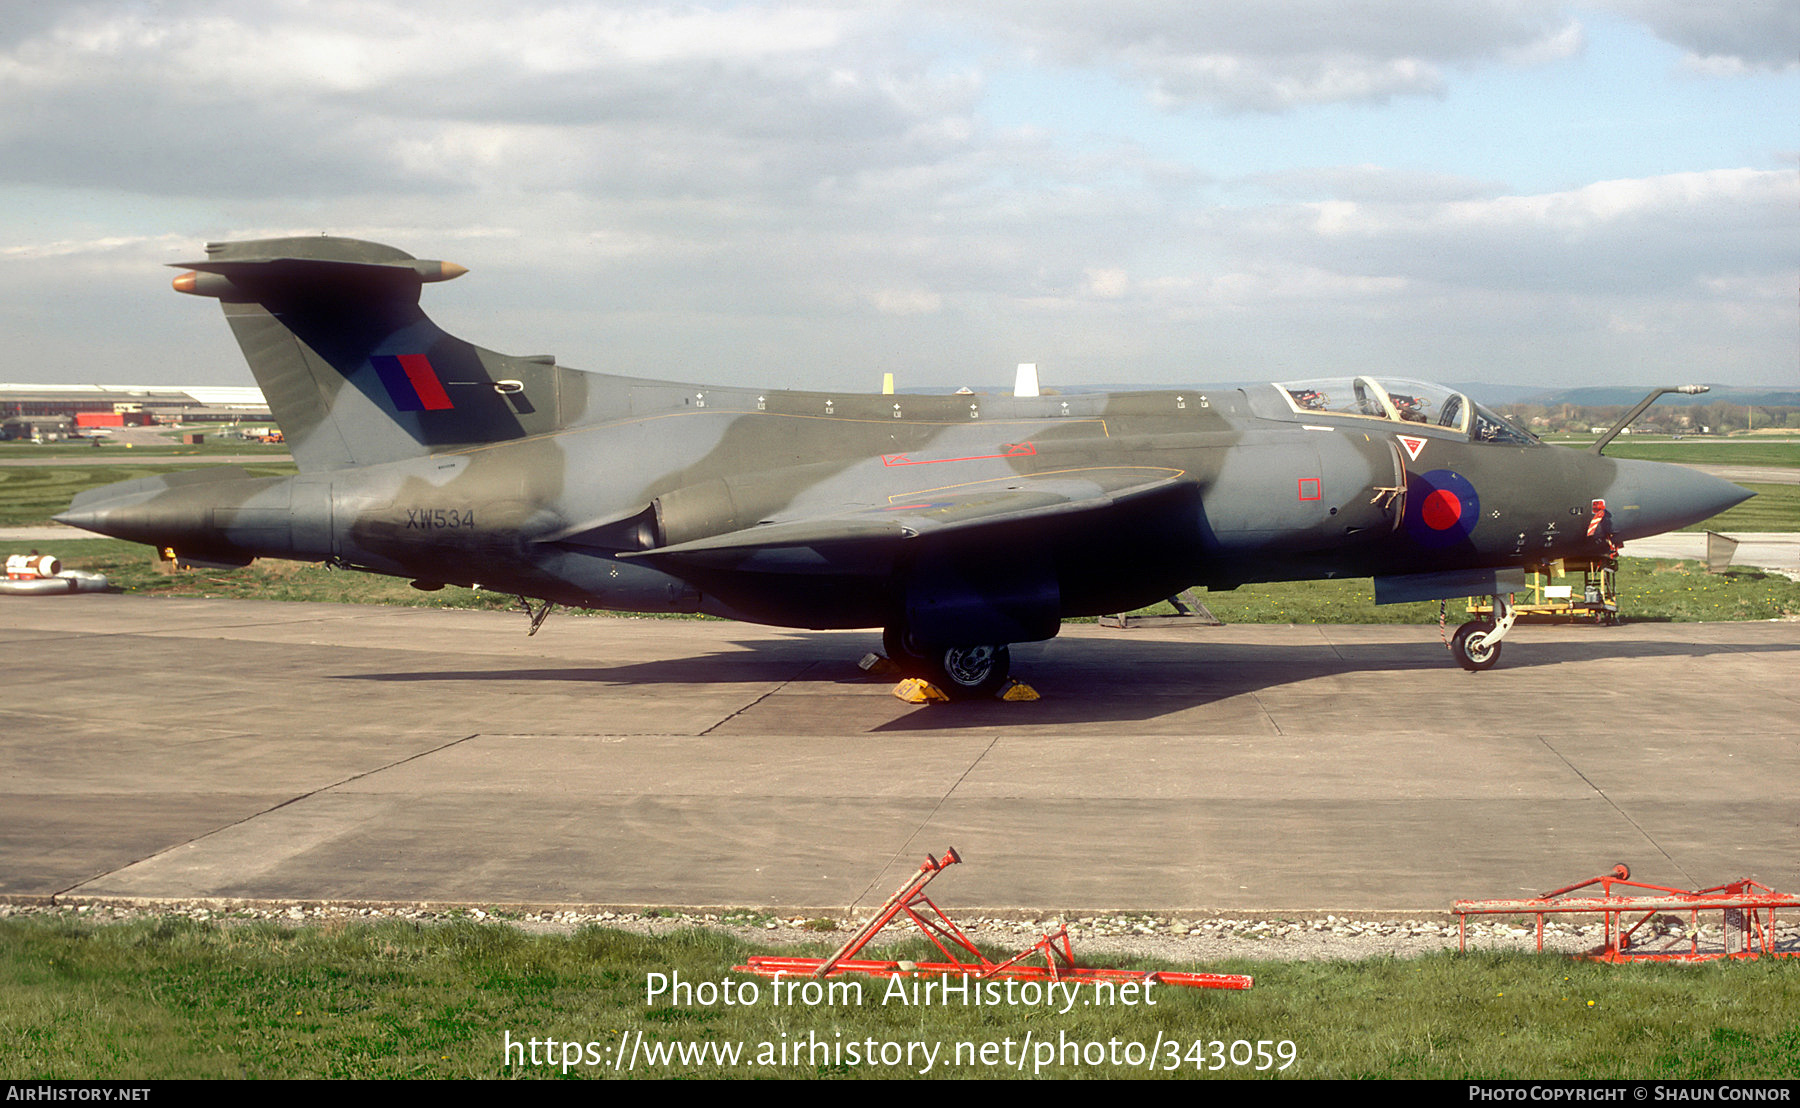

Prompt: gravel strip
xmin=7 ymin=901 xmax=1796 ymax=964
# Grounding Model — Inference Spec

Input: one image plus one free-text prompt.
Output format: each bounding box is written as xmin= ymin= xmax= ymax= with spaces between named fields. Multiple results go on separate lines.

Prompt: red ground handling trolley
xmin=735 ymin=848 xmax=1252 ymax=990
xmin=1454 ymin=864 xmax=1800 ymax=963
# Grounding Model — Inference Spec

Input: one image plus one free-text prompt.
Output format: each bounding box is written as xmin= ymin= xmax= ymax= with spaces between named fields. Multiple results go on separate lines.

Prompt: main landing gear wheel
xmin=925 ymin=643 xmax=1011 ymax=700
xmin=882 ymin=625 xmax=929 ymax=673
xmin=883 ymin=624 xmax=1013 ymax=699
xmin=1451 ymin=621 xmax=1502 ymax=671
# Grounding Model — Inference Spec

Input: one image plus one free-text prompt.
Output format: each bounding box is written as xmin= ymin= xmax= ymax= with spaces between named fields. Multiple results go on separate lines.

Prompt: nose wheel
xmin=1451 ymin=621 xmax=1502 ymax=670
xmin=1450 ymin=593 xmax=1516 ymax=672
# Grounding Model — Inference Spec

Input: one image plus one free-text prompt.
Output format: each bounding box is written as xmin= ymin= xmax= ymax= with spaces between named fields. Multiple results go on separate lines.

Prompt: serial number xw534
xmin=404 ymin=508 xmax=475 ymax=530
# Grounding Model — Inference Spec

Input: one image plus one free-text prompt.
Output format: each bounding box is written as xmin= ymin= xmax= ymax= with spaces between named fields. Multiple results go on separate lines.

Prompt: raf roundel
xmin=1405 ymin=468 xmax=1481 ymax=548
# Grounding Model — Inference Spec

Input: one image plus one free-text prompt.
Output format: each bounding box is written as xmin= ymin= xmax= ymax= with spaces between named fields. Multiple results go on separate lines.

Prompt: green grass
xmin=2 ymin=916 xmax=1794 ymax=1079
xmin=0 ymin=441 xmax=291 ymax=457
xmin=0 ymin=538 xmax=520 ymax=611
xmin=1613 ymin=559 xmax=1800 ymax=621
xmin=1597 ymin=442 xmax=1800 ymax=468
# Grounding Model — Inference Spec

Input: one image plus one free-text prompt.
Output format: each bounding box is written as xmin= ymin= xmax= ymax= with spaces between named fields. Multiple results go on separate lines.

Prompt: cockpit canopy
xmin=1274 ymin=375 xmax=1538 ymax=446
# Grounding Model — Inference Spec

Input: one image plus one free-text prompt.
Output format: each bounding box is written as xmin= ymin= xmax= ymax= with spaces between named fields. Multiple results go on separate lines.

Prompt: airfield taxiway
xmin=3 ymin=596 xmax=1795 ymax=918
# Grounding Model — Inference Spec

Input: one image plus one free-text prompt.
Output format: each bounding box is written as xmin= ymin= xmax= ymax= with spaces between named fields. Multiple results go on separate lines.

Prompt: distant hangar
xmin=0 ymin=383 xmax=270 ymax=440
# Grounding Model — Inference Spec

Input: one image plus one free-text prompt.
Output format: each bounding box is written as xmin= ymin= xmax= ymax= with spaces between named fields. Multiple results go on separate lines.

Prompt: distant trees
xmin=1512 ymin=401 xmax=1798 ymax=435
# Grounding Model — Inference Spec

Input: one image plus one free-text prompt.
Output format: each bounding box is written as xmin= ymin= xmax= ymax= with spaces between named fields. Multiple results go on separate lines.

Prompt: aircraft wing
xmin=620 ymin=467 xmax=1186 ymax=568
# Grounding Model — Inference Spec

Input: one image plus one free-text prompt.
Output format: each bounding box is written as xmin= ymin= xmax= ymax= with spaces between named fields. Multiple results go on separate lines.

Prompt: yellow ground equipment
xmin=1470 ymin=556 xmax=1617 ymax=625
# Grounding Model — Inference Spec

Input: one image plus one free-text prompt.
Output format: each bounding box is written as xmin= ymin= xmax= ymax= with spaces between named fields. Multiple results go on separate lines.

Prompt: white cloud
xmin=1084 ymin=268 xmax=1129 ymax=298
xmin=1594 ymin=0 xmax=1800 ymax=71
xmin=943 ymin=0 xmax=1583 ymax=110
xmin=866 ymin=287 xmax=943 ymax=314
xmin=0 ymin=233 xmax=184 ymax=262
xmin=0 ymin=3 xmax=1790 ymax=389
xmin=1285 ymin=169 xmax=1793 ymax=251
xmin=0 ymin=1 xmax=937 ymax=199
xmin=1248 ymin=165 xmax=1505 ymax=204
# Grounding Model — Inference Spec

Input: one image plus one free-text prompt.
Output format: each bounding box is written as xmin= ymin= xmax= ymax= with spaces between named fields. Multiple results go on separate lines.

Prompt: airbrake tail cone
xmin=51 ymin=506 xmax=112 ymax=537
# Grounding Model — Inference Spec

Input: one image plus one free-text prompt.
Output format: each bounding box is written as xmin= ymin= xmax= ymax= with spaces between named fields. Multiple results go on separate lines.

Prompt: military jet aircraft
xmin=58 ymin=237 xmax=1751 ymax=697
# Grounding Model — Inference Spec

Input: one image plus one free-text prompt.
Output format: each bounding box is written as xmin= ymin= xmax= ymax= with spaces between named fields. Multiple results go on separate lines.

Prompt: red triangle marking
xmin=1397 ymin=435 xmax=1427 ymax=461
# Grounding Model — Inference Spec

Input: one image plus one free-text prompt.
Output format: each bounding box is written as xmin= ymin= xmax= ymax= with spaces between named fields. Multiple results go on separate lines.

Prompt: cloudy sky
xmin=1 ymin=1 xmax=1794 ymax=393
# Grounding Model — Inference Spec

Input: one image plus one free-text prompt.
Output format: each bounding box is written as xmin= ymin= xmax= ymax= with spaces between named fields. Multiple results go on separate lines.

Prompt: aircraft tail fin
xmin=173 ymin=236 xmax=579 ymax=472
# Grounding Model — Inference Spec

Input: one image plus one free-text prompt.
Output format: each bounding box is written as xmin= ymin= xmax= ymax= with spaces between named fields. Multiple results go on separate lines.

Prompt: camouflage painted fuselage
xmin=62 ymin=237 xmax=1749 ymax=653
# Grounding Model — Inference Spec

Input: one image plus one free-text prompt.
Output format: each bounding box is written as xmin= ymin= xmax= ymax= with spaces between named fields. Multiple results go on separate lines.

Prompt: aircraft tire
xmin=924 ymin=643 xmax=1012 ymax=700
xmin=882 ymin=625 xmax=930 ymax=676
xmin=1451 ymin=621 xmax=1502 ymax=671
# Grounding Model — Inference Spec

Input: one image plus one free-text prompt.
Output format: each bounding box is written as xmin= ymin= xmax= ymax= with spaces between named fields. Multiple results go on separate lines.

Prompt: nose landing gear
xmin=1450 ymin=593 xmax=1517 ymax=672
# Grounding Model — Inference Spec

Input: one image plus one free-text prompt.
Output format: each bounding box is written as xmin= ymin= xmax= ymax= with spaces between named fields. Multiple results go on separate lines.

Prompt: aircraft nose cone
xmin=1604 ymin=459 xmax=1752 ymax=540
